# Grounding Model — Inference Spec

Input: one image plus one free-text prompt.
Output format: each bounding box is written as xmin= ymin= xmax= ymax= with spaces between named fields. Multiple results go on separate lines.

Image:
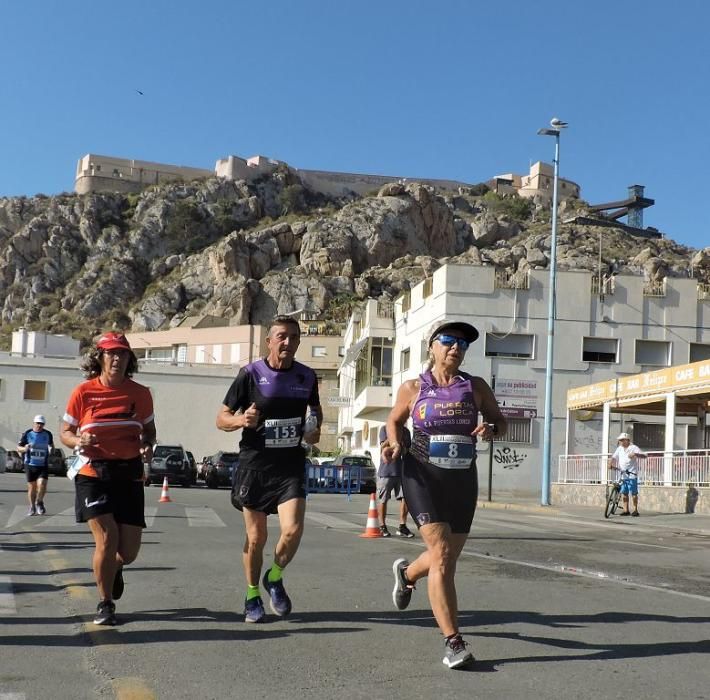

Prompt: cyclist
xmin=608 ymin=432 xmax=646 ymax=517
xmin=18 ymin=415 xmax=54 ymax=516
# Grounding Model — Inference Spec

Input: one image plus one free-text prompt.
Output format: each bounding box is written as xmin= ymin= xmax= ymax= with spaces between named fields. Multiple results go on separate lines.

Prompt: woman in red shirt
xmin=61 ymin=332 xmax=156 ymax=626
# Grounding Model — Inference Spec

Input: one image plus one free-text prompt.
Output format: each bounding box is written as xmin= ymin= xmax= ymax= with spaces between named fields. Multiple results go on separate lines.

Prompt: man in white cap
xmin=609 ymin=432 xmax=646 ymax=516
xmin=18 ymin=415 xmax=54 ymax=516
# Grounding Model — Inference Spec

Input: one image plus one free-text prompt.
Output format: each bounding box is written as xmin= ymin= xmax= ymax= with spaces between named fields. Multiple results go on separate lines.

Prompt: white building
xmin=338 ymin=266 xmax=710 ymax=498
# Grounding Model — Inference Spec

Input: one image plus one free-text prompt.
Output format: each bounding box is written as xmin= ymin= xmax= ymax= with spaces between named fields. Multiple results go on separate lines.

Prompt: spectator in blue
xmin=377 ymin=424 xmax=414 ymax=538
xmin=18 ymin=415 xmax=54 ymax=516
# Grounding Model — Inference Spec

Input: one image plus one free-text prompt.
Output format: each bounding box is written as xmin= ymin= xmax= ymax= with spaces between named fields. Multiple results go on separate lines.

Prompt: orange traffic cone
xmin=360 ymin=493 xmax=382 ymax=538
xmin=159 ymin=476 xmax=172 ymax=503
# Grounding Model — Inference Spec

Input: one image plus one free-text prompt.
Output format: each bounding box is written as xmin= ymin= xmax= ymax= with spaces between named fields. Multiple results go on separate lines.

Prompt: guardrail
xmin=558 ymin=449 xmax=710 ymax=486
xmin=306 ymin=464 xmax=374 ymax=500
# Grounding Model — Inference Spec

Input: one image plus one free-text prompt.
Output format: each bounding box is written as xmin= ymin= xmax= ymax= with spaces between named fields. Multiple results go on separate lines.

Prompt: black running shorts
xmin=25 ymin=466 xmax=49 ymax=482
xmin=75 ymin=475 xmax=146 ymax=527
xmin=231 ymin=467 xmax=306 ymax=514
xmin=401 ymin=452 xmax=478 ymax=534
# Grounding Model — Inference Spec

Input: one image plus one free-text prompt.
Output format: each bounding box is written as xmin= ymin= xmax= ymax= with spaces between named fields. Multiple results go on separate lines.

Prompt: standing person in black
xmin=377 ymin=424 xmax=414 ymax=538
xmin=217 ymin=315 xmax=322 ymax=623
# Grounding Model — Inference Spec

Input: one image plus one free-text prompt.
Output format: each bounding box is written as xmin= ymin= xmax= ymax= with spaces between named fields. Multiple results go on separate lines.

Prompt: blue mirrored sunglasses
xmin=436 ymin=334 xmax=470 ymax=351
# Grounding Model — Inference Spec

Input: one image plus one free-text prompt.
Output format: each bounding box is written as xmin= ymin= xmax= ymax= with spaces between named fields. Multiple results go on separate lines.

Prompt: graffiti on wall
xmin=494 ymin=446 xmax=528 ymax=469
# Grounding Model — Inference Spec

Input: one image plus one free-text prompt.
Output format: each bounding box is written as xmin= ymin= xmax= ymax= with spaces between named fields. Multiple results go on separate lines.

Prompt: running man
xmin=18 ymin=415 xmax=54 ymax=516
xmin=217 ymin=315 xmax=322 ymax=623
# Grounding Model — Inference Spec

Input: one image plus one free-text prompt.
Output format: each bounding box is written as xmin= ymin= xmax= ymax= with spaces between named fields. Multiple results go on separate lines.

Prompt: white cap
xmin=33 ymin=414 xmax=46 ymax=424
xmin=616 ymin=432 xmax=630 ymax=441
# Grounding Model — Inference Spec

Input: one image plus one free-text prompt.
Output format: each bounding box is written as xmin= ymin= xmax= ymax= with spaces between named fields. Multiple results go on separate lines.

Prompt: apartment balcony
xmin=352 ymin=383 xmax=393 ymax=418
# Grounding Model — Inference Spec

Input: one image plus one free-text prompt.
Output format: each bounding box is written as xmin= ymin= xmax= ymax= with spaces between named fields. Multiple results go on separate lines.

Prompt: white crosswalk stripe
xmin=0 ymin=575 xmax=17 ymax=615
xmin=40 ymin=507 xmax=79 ymax=528
xmin=185 ymin=507 xmax=226 ymax=527
xmin=5 ymin=505 xmax=31 ymax=529
xmin=144 ymin=506 xmax=158 ymax=527
xmin=0 ymin=694 xmax=26 ymax=699
xmin=305 ymin=511 xmax=361 ymax=530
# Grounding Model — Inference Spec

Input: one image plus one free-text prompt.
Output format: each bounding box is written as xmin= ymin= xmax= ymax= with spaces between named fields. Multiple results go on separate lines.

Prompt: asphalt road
xmin=1 ymin=473 xmax=709 ymax=700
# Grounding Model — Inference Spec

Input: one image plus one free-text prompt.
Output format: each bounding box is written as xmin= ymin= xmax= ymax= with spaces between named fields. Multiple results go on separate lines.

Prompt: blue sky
xmin=2 ymin=0 xmax=708 ymax=250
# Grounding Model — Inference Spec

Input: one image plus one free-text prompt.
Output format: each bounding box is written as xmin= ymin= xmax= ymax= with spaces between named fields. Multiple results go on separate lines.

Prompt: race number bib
xmin=428 ymin=435 xmax=474 ymax=469
xmin=28 ymin=446 xmax=49 ymax=467
xmin=264 ymin=417 xmax=302 ymax=448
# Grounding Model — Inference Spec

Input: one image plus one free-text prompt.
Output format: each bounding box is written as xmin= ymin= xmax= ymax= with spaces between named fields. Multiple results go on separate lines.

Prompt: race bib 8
xmin=428 ymin=435 xmax=474 ymax=469
xmin=264 ymin=417 xmax=302 ymax=448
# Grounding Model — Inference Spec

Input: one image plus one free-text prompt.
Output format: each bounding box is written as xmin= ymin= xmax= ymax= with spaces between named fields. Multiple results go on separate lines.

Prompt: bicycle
xmin=604 ymin=467 xmax=634 ymax=519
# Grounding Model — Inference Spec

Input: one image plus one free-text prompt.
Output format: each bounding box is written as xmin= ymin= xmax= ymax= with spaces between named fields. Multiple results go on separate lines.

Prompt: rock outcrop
xmin=0 ymin=172 xmax=705 ymax=346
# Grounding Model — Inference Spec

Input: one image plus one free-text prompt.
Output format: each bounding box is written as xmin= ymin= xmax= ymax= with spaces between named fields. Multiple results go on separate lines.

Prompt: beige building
xmin=75 ymin=154 xmax=214 ymax=195
xmin=126 ymin=317 xmax=345 ymax=454
xmin=491 ymin=161 xmax=580 ymax=204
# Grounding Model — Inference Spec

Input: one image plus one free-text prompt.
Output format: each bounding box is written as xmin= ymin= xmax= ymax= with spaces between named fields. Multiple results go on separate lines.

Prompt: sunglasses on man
xmin=435 ymin=334 xmax=470 ymax=351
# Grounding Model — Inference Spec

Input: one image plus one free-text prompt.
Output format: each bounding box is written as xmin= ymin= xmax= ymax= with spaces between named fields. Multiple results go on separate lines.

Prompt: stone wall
xmin=552 ymin=482 xmax=710 ymax=514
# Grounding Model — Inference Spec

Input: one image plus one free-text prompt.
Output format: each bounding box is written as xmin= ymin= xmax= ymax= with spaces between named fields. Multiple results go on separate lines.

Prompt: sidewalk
xmin=478 ymin=495 xmax=710 ymax=536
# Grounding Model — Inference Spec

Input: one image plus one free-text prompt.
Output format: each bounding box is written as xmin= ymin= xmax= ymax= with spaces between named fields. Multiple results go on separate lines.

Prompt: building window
xmin=503 ymin=418 xmax=532 ymax=443
xmin=355 ymin=337 xmax=393 ymax=394
xmin=690 ymin=343 xmax=710 ymax=363
xmin=312 ymin=346 xmax=327 ymax=358
xmin=635 ymin=340 xmax=671 ymax=367
xmin=630 ymin=422 xmax=664 ymax=451
xmin=400 ymin=348 xmax=410 ymax=371
xmin=582 ymin=337 xmax=618 ymax=363
xmin=23 ymin=380 xmax=47 ymax=401
xmin=338 ymin=346 xmax=345 ymax=357
xmin=485 ymin=333 xmax=535 ymax=359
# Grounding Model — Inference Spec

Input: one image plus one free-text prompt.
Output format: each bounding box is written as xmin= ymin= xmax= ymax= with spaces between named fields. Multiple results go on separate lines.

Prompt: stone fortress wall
xmin=75 ymin=152 xmax=513 ymax=198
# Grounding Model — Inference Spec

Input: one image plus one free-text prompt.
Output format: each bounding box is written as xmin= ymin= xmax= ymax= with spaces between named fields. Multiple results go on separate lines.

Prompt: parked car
xmin=5 ymin=450 xmax=24 ymax=473
xmin=331 ymin=454 xmax=377 ymax=493
xmin=204 ymin=451 xmax=240 ymax=489
xmin=146 ymin=445 xmax=196 ymax=487
xmin=47 ymin=447 xmax=67 ymax=476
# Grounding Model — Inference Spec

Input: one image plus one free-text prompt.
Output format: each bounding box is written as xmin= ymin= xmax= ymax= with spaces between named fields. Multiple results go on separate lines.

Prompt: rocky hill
xmin=1 ymin=168 xmax=708 ymax=348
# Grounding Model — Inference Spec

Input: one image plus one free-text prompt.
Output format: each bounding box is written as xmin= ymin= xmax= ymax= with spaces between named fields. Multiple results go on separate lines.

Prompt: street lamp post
xmin=537 ymin=118 xmax=568 ymax=506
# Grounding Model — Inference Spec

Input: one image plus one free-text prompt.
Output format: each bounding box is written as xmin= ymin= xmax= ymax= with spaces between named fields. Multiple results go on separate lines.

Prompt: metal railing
xmin=591 ymin=274 xmax=616 ymax=296
xmin=698 ymin=283 xmax=710 ymax=301
xmin=494 ymin=268 xmax=530 ymax=290
xmin=305 ymin=464 xmax=374 ymax=500
xmin=643 ymin=278 xmax=666 ymax=297
xmin=558 ymin=449 xmax=710 ymax=487
xmin=377 ymin=299 xmax=394 ymax=318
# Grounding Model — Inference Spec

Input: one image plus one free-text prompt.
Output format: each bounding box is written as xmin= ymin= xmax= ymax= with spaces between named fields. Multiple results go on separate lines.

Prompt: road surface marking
xmin=185 ymin=507 xmax=226 ymax=527
xmin=306 ymin=511 xmax=361 ymax=530
xmin=0 ymin=576 xmax=17 ymax=615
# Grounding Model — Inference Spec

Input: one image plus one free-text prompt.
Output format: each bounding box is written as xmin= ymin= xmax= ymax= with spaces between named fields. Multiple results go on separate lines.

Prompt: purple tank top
xmin=410 ymin=370 xmax=478 ymax=468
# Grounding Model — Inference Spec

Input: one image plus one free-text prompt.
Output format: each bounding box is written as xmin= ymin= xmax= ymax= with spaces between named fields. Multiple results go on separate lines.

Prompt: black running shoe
xmin=392 ymin=558 xmax=414 ymax=610
xmin=36 ymin=501 xmax=46 ymax=515
xmin=443 ymin=634 xmax=474 ymax=669
xmin=396 ymin=524 xmax=414 ymax=538
xmin=112 ymin=566 xmax=124 ymax=600
xmin=380 ymin=525 xmax=391 ymax=538
xmin=262 ymin=570 xmax=292 ymax=617
xmin=93 ymin=600 xmax=117 ymax=626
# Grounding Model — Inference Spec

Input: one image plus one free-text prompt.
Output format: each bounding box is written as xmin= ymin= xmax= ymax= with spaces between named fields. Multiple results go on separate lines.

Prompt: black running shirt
xmin=223 ymin=358 xmax=320 ymax=474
